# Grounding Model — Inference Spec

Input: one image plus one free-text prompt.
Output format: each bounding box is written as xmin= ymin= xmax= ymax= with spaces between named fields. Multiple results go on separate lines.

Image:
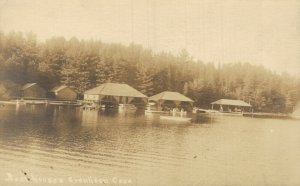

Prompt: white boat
xmin=291 ymin=115 xmax=300 ymax=120
xmin=118 ymin=104 xmax=137 ymax=112
xmin=160 ymin=116 xmax=192 ymax=122
xmin=145 ymin=109 xmax=170 ymax=115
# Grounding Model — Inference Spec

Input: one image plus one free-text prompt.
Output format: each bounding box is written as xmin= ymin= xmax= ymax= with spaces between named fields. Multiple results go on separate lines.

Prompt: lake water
xmin=0 ymin=105 xmax=300 ymax=186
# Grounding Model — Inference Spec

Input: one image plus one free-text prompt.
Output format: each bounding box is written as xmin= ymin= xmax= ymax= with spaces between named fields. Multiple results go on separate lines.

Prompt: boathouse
xmin=149 ymin=91 xmax=194 ymax=111
xmin=84 ymin=83 xmax=147 ymax=108
xmin=49 ymin=85 xmax=77 ymax=100
xmin=20 ymin=83 xmax=46 ymax=98
xmin=211 ymin=99 xmax=252 ymax=112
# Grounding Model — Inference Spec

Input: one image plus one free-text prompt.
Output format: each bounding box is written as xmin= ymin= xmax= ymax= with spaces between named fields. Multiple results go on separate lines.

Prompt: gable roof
xmin=211 ymin=99 xmax=251 ymax=107
xmin=84 ymin=83 xmax=147 ymax=98
xmin=149 ymin=91 xmax=194 ymax=102
xmin=22 ymin=83 xmax=37 ymax=90
xmin=51 ymin=85 xmax=72 ymax=93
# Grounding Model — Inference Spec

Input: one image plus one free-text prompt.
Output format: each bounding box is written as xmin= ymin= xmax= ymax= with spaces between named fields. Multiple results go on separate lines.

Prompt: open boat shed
xmin=84 ymin=83 xmax=147 ymax=106
xmin=149 ymin=91 xmax=194 ymax=109
xmin=50 ymin=85 xmax=77 ymax=100
xmin=211 ymin=99 xmax=252 ymax=112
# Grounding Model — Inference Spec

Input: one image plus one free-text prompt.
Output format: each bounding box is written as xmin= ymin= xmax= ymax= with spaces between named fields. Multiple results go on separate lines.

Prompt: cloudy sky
xmin=0 ymin=0 xmax=299 ymax=75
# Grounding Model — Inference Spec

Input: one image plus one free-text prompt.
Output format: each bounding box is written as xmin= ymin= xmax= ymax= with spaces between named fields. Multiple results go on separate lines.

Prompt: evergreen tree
xmin=0 ymin=32 xmax=300 ymax=113
xmin=95 ymin=57 xmax=108 ymax=85
xmin=135 ymin=65 xmax=154 ymax=96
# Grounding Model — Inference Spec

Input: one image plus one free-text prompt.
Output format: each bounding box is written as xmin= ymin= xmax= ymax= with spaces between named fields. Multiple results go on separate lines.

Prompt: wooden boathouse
xmin=211 ymin=99 xmax=252 ymax=112
xmin=20 ymin=83 xmax=46 ymax=98
xmin=49 ymin=85 xmax=77 ymax=100
xmin=84 ymin=83 xmax=147 ymax=109
xmin=148 ymin=91 xmax=194 ymax=111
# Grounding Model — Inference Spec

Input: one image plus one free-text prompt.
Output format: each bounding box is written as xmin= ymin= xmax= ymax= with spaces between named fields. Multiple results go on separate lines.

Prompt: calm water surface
xmin=0 ymin=105 xmax=300 ymax=186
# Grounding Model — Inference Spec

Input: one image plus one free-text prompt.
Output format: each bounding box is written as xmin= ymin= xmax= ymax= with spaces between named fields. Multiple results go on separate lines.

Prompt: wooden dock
xmin=243 ymin=112 xmax=290 ymax=119
xmin=0 ymin=99 xmax=83 ymax=107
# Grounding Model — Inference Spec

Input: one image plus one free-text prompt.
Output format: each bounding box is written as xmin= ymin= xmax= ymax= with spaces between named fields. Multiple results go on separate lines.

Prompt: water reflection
xmin=0 ymin=105 xmax=300 ymax=186
xmin=82 ymin=110 xmax=98 ymax=126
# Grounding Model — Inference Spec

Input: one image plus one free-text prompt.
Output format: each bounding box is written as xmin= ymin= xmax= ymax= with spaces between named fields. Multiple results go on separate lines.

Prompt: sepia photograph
xmin=0 ymin=0 xmax=300 ymax=185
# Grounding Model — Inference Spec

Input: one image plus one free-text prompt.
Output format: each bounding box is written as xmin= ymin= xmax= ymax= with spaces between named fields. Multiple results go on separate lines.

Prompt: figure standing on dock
xmin=172 ymin=108 xmax=176 ymax=117
xmin=180 ymin=108 xmax=184 ymax=117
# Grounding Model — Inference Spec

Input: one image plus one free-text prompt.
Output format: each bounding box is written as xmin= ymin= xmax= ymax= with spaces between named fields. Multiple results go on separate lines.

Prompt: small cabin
xmin=20 ymin=83 xmax=46 ymax=98
xmin=49 ymin=85 xmax=77 ymax=100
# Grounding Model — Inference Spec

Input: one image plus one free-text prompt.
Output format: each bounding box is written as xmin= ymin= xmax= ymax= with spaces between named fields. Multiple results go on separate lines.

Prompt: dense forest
xmin=0 ymin=32 xmax=300 ymax=113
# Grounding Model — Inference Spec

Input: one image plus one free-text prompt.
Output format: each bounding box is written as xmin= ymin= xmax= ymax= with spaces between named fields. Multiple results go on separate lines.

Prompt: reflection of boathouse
xmin=84 ymin=83 xmax=147 ymax=109
xmin=211 ymin=99 xmax=252 ymax=112
xmin=148 ymin=91 xmax=194 ymax=111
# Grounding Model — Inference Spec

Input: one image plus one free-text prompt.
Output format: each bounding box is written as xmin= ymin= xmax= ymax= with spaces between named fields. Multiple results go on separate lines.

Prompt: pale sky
xmin=0 ymin=0 xmax=299 ymax=76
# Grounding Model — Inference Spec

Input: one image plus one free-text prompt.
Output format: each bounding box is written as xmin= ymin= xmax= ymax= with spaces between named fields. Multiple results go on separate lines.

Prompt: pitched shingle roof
xmin=51 ymin=85 xmax=69 ymax=93
xmin=211 ymin=99 xmax=251 ymax=107
xmin=149 ymin=91 xmax=194 ymax=102
xmin=84 ymin=83 xmax=147 ymax=98
xmin=21 ymin=83 xmax=37 ymax=90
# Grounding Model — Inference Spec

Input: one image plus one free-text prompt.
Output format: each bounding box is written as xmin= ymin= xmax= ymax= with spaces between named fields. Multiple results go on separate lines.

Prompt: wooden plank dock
xmin=243 ymin=112 xmax=290 ymax=119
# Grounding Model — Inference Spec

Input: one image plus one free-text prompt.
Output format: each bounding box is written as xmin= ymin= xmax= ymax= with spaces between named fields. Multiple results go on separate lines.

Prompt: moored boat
xmin=291 ymin=115 xmax=300 ymax=120
xmin=160 ymin=115 xmax=192 ymax=122
xmin=145 ymin=109 xmax=170 ymax=115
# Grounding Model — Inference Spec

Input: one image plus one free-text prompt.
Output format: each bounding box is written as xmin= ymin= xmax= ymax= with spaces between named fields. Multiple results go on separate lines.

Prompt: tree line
xmin=0 ymin=32 xmax=300 ymax=113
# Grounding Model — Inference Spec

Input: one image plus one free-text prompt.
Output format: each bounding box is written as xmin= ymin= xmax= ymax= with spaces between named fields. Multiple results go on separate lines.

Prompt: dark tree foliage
xmin=0 ymin=32 xmax=300 ymax=113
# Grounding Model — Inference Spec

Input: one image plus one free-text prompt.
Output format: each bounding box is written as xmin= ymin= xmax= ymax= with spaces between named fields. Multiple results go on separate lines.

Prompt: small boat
xmin=160 ymin=116 xmax=192 ymax=122
xmin=145 ymin=109 xmax=170 ymax=115
xmin=193 ymin=108 xmax=221 ymax=114
xmin=119 ymin=104 xmax=137 ymax=110
xmin=290 ymin=115 xmax=300 ymax=120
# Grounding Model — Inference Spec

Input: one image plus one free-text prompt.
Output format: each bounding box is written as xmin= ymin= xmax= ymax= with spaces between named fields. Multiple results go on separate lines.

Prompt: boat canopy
xmin=84 ymin=83 xmax=147 ymax=98
xmin=149 ymin=91 xmax=194 ymax=102
xmin=211 ymin=99 xmax=251 ymax=107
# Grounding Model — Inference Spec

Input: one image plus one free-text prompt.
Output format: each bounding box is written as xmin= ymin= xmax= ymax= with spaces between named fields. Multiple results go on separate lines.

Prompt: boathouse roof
xmin=149 ymin=91 xmax=194 ymax=102
xmin=211 ymin=99 xmax=251 ymax=107
xmin=21 ymin=83 xmax=37 ymax=90
xmin=51 ymin=85 xmax=72 ymax=93
xmin=84 ymin=83 xmax=147 ymax=98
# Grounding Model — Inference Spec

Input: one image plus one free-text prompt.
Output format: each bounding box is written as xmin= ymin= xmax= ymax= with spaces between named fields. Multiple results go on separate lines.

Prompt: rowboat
xmin=291 ymin=115 xmax=300 ymax=120
xmin=145 ymin=110 xmax=170 ymax=115
xmin=160 ymin=116 xmax=192 ymax=122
